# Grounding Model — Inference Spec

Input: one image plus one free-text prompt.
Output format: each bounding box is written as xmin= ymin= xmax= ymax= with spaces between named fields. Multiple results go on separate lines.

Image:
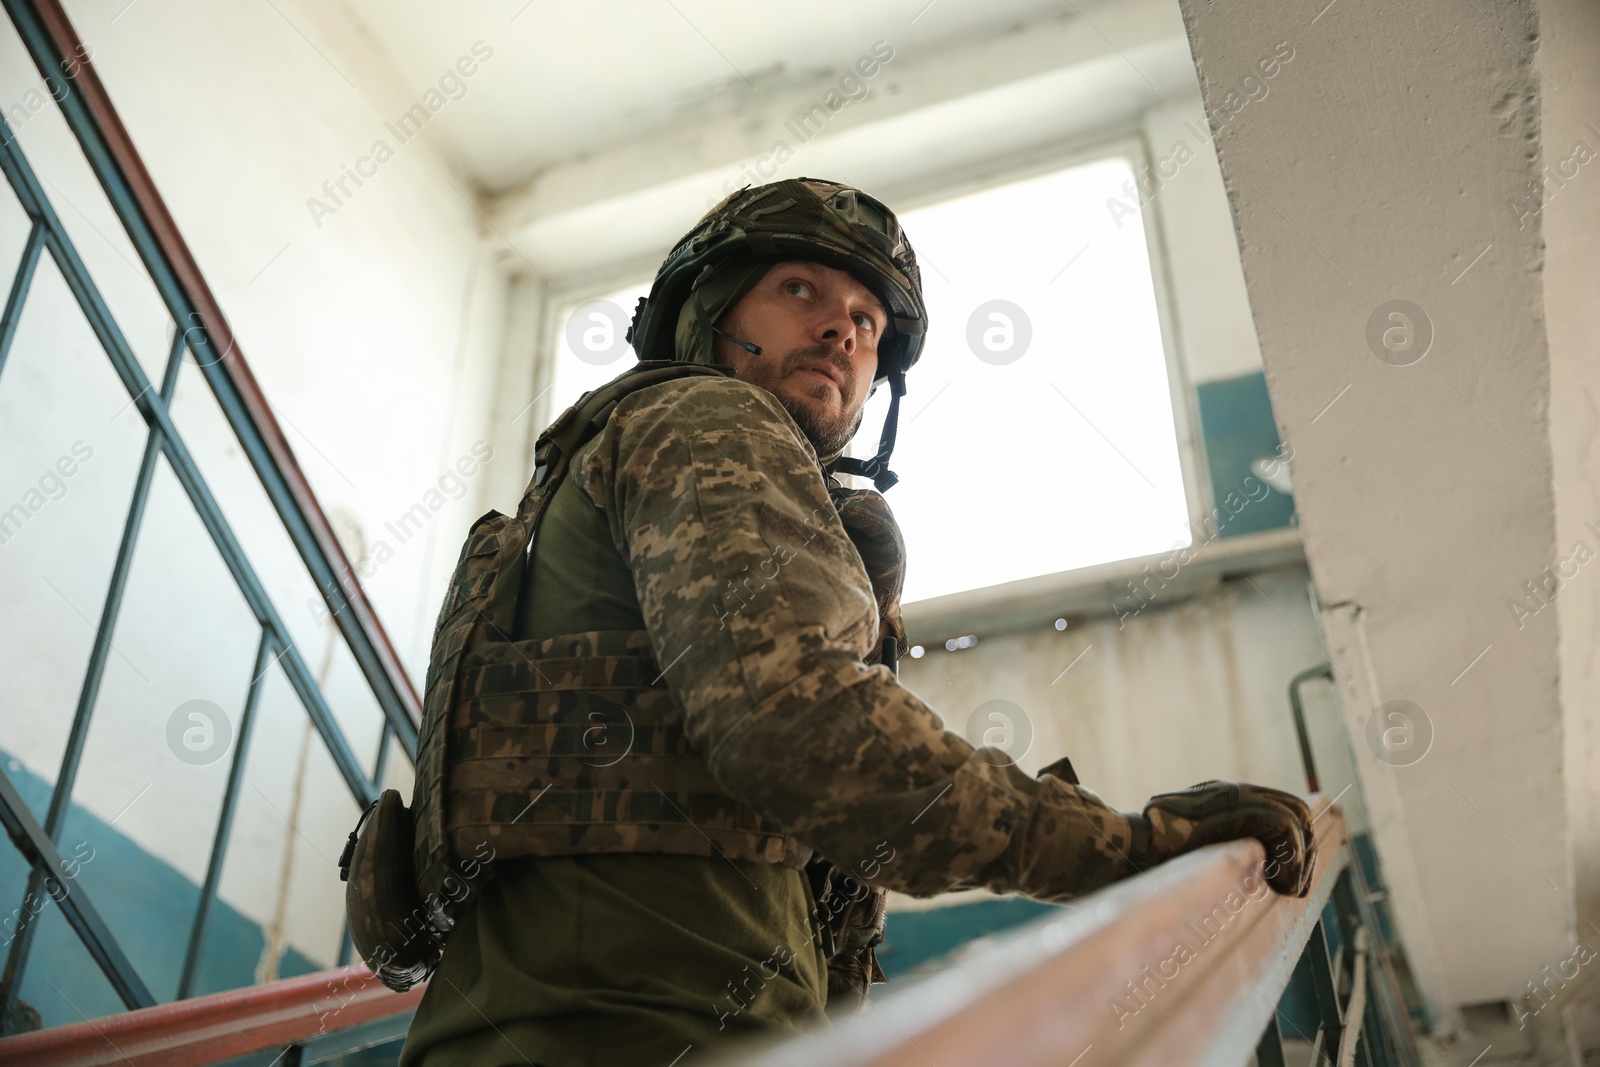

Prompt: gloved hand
xmin=1130 ymin=781 xmax=1316 ymax=897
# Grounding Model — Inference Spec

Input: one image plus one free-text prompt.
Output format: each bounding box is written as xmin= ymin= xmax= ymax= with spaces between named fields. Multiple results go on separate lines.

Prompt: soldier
xmin=374 ymin=178 xmax=1316 ymax=1067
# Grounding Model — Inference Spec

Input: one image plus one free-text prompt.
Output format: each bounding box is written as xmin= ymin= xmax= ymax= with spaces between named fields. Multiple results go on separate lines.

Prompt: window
xmin=547 ymin=281 xmax=652 ymax=416
xmin=849 ymin=156 xmax=1190 ymax=604
xmin=543 ymin=153 xmax=1190 ymax=607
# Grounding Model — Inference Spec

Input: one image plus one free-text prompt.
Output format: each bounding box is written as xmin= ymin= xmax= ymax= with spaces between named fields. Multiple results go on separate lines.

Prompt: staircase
xmin=0 ymin=1 xmax=1425 ymax=1063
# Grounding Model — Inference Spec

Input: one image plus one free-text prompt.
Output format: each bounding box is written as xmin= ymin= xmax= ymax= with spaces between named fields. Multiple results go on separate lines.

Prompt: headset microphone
xmin=711 ymin=326 xmax=763 ymax=356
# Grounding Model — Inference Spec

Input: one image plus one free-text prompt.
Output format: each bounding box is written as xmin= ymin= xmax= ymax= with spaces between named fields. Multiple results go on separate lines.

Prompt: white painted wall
xmin=483 ymin=0 xmax=1196 ymax=280
xmin=1141 ymin=94 xmax=1268 ymax=387
xmin=0 ymin=0 xmax=506 ymax=973
xmin=889 ymin=564 xmax=1355 ymax=918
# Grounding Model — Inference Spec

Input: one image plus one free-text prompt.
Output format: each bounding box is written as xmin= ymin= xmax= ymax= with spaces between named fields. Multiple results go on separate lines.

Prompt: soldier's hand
xmin=1135 ymin=781 xmax=1316 ymax=897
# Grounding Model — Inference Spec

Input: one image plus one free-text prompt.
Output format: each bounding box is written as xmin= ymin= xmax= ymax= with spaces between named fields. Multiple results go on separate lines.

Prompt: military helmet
xmin=626 ymin=178 xmax=927 ymax=490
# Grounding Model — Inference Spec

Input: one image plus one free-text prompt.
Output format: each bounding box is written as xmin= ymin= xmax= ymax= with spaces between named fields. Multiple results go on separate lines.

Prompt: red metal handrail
xmin=0 ymin=965 xmax=422 ymax=1066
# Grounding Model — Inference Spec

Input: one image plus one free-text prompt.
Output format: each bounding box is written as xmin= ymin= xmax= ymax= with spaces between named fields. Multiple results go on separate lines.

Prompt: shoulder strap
xmin=482 ymin=360 xmax=736 ymax=630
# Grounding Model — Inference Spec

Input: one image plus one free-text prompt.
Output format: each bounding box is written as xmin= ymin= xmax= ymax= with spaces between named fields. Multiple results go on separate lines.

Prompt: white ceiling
xmin=336 ymin=0 xmax=1189 ymax=194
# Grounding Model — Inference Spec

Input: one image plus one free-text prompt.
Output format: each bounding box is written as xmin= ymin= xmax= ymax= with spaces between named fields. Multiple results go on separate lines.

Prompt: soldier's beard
xmin=770 ymin=344 xmax=866 ymax=458
xmin=778 ymin=393 xmax=865 ymax=458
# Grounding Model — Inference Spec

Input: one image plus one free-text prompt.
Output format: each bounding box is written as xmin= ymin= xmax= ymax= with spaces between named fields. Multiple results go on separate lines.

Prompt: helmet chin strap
xmin=829 ymin=367 xmax=905 ymax=493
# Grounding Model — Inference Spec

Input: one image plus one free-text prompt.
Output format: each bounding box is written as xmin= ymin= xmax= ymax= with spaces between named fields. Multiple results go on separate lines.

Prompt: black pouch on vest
xmin=340 ymin=789 xmax=442 ymax=992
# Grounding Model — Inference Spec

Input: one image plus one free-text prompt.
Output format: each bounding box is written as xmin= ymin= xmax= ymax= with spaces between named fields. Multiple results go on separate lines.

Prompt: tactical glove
xmin=1130 ymin=780 xmax=1316 ymax=897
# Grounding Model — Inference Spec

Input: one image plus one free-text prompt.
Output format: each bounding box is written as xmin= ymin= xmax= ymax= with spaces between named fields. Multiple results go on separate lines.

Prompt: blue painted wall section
xmin=1195 ymin=371 xmax=1296 ymax=538
xmin=0 ymin=750 xmax=319 ymax=1029
xmin=877 ymin=896 xmax=1064 ymax=980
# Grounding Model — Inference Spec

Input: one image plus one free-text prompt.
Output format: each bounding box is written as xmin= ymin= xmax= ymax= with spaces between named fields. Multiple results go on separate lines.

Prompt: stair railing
xmin=0 ymin=0 xmax=421 ymax=1031
xmin=724 ymin=798 xmax=1422 ymax=1067
xmin=0 ymin=962 xmax=422 ymax=1066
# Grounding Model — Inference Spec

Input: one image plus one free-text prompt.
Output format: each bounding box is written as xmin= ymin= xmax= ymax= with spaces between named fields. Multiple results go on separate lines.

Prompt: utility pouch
xmin=805 ymin=856 xmax=889 ymax=1011
xmin=340 ymin=789 xmax=442 ymax=992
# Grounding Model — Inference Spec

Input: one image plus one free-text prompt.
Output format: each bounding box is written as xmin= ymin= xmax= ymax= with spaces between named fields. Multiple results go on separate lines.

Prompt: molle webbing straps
xmin=413 ymin=360 xmax=806 ymax=939
xmin=519 ymin=361 xmax=734 ymax=558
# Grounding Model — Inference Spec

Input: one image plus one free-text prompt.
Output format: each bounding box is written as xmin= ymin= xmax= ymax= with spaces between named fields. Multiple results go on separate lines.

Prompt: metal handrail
xmin=0 ymin=0 xmax=425 ymax=1031
xmin=1338 ymin=927 xmax=1372 ymax=1067
xmin=0 ymin=764 xmax=153 ymax=1012
xmin=1289 ymin=663 xmax=1334 ymax=792
xmin=724 ymin=799 xmax=1417 ymax=1067
xmin=0 ymin=963 xmax=423 ymax=1066
xmin=1284 ymin=661 xmax=1424 ymax=1054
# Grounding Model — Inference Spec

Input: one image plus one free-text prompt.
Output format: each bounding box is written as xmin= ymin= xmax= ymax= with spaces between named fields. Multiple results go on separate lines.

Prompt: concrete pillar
xmin=1176 ymin=0 xmax=1567 ymax=1024
xmin=1540 ymin=0 xmax=1600 ymax=963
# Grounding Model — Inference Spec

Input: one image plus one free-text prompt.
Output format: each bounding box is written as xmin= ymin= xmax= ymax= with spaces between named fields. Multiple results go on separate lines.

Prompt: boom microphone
xmin=712 ymin=326 xmax=763 ymax=356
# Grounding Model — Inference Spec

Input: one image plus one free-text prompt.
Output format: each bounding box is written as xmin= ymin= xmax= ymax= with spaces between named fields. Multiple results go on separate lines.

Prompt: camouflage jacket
xmin=572 ymin=373 xmax=1141 ymax=902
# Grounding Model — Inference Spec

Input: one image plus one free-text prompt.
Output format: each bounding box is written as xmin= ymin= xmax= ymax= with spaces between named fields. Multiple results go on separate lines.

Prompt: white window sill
xmin=902 ymin=525 xmax=1307 ymax=646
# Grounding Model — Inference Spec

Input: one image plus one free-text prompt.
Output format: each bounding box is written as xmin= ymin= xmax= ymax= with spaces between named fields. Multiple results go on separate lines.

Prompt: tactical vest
xmin=412 ymin=361 xmax=824 ymax=932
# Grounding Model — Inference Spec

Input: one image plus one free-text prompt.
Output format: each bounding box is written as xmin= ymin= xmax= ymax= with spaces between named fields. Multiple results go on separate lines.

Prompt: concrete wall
xmin=0 ymin=0 xmax=506 ymax=983
xmin=1542 ymin=0 xmax=1600 ymax=965
xmin=1141 ymin=93 xmax=1267 ymax=389
xmin=899 ymin=566 xmax=1327 ymax=814
xmin=1177 ymin=0 xmax=1568 ymax=1020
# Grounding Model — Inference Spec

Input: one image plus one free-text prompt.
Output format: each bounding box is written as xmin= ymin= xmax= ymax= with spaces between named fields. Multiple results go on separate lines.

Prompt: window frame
xmin=836 ymin=131 xmax=1212 ymax=593
xmin=528 ymin=253 xmax=663 ymax=441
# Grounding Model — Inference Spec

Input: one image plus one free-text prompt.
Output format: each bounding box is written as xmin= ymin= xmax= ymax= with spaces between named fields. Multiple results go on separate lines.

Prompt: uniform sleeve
xmin=574 ymin=376 xmax=1141 ymax=902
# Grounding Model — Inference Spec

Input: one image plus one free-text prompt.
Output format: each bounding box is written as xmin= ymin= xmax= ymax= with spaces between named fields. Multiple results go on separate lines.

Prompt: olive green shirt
xmin=399 ymin=472 xmax=828 ymax=1067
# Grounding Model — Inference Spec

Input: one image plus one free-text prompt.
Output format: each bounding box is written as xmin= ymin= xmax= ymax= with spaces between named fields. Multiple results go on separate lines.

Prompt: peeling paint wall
xmin=900 ymin=566 xmax=1327 ymax=823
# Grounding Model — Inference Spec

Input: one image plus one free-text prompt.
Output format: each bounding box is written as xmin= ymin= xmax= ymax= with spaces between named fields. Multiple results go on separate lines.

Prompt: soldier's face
xmin=714 ymin=260 xmax=886 ymax=456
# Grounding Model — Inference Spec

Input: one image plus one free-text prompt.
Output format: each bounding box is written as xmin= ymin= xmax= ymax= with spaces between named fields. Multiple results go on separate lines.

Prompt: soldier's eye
xmin=852 ymin=313 xmax=877 ymax=331
xmin=784 ymin=280 xmax=811 ymax=298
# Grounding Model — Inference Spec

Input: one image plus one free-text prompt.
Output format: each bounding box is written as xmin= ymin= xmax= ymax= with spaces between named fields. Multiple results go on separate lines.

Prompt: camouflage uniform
xmin=563 ymin=373 xmax=1148 ymax=902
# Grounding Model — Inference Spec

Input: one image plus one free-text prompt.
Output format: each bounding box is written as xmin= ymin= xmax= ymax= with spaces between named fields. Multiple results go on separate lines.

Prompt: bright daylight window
xmin=851 ymin=155 xmax=1189 ymax=604
xmin=548 ymin=283 xmax=652 ymax=416
xmin=547 ymin=153 xmax=1189 ymax=605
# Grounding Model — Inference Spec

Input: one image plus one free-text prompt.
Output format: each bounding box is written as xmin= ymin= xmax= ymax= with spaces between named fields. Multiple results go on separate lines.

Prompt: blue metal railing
xmin=1284 ymin=664 xmax=1426 ymax=1059
xmin=1258 ymin=858 xmax=1412 ymax=1065
xmin=0 ymin=0 xmax=422 ymax=1036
